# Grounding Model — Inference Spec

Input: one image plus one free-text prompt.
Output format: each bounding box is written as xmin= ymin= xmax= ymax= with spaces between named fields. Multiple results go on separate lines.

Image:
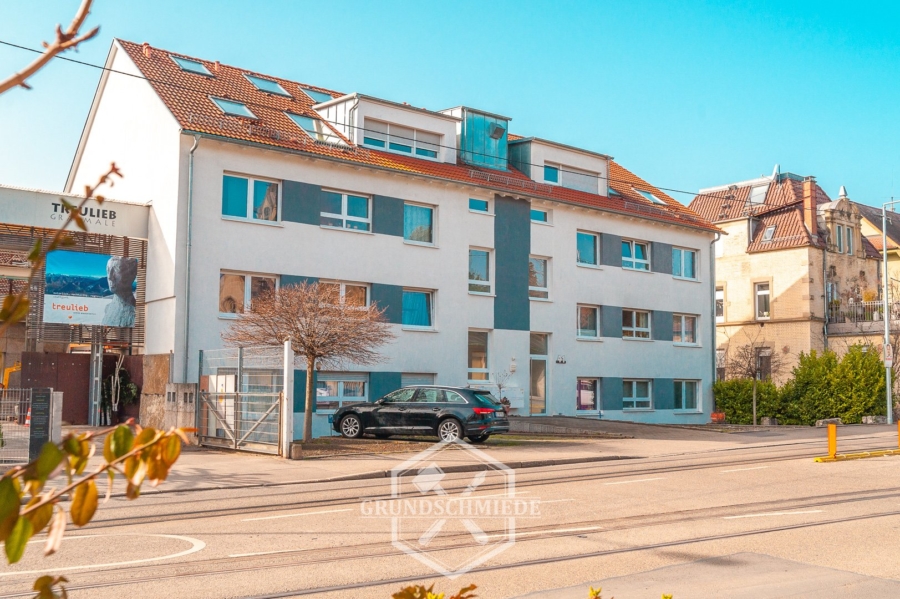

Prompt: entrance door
xmin=530 ymin=333 xmax=549 ymax=415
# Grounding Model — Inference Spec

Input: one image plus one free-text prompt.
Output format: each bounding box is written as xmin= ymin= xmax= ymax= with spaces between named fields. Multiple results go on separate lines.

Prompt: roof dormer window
xmin=171 ymin=55 xmax=212 ymax=76
xmin=748 ymin=184 xmax=768 ymax=205
xmin=635 ymin=188 xmax=666 ymax=205
xmin=362 ymin=118 xmax=440 ymax=159
xmin=211 ymin=97 xmax=257 ymax=119
xmin=245 ymin=74 xmax=290 ymax=97
xmin=763 ymin=225 xmax=776 ymax=241
xmin=286 ymin=113 xmax=345 ymax=145
xmin=300 ymin=87 xmax=334 ymax=104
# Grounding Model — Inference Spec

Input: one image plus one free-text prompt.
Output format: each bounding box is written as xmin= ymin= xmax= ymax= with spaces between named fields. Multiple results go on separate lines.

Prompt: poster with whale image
xmin=42 ymin=250 xmax=138 ymax=327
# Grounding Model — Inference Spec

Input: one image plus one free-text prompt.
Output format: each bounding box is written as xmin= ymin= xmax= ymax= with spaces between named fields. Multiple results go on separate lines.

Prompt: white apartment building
xmin=64 ymin=39 xmax=720 ymax=436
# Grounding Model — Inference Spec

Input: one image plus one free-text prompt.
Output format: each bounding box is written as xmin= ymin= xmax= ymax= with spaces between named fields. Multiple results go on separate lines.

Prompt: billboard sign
xmin=43 ymin=250 xmax=138 ymax=327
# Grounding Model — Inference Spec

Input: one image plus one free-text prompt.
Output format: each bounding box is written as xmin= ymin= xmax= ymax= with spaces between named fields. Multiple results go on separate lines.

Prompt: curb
xmin=89 ymin=454 xmax=638 ymax=500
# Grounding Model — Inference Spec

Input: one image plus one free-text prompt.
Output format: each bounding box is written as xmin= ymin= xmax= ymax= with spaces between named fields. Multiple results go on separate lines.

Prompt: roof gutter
xmin=179 ymin=130 xmax=721 ymax=235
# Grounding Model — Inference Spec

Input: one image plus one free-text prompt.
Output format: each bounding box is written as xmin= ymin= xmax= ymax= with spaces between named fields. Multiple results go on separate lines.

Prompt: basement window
xmin=245 ymin=74 xmax=290 ymax=97
xmin=170 ymin=55 xmax=212 ymax=76
xmin=763 ymin=226 xmax=776 ymax=241
xmin=210 ymin=97 xmax=257 ymax=119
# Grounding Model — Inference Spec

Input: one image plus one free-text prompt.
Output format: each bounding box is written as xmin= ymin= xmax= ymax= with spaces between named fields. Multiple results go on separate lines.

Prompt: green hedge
xmin=713 ymin=345 xmax=887 ymax=426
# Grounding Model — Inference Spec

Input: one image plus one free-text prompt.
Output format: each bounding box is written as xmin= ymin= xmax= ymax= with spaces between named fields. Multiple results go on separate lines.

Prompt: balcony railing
xmin=828 ymin=300 xmax=900 ymax=325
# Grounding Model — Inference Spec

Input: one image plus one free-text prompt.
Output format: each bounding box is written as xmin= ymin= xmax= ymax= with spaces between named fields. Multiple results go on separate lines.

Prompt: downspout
xmin=183 ymin=135 xmax=201 ymax=383
xmin=347 ymin=96 xmax=360 ymax=144
xmin=710 ymin=231 xmax=721 ymax=414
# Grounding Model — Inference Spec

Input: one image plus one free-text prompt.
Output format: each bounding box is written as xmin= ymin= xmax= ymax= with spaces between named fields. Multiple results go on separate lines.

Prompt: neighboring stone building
xmin=690 ymin=167 xmax=881 ymax=384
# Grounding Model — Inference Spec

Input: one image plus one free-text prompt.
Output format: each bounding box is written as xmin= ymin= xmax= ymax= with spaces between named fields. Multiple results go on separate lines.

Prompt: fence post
xmin=828 ymin=423 xmax=837 ymax=458
xmin=281 ymin=340 xmax=294 ymax=458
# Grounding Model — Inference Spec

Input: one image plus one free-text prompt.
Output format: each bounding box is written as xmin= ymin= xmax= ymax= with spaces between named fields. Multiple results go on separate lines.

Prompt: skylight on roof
xmin=170 ymin=55 xmax=212 ymax=76
xmin=608 ymin=188 xmax=621 ymax=197
xmin=635 ymin=188 xmax=666 ymax=205
xmin=748 ymin=184 xmax=769 ymax=205
xmin=763 ymin=225 xmax=776 ymax=241
xmin=299 ymin=88 xmax=334 ymax=104
xmin=245 ymin=74 xmax=290 ymax=96
xmin=210 ymin=97 xmax=257 ymax=119
xmin=285 ymin=113 xmax=345 ymax=145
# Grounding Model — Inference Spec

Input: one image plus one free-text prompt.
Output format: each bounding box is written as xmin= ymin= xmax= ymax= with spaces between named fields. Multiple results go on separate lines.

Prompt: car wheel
xmin=438 ymin=418 xmax=462 ymax=442
xmin=467 ymin=434 xmax=490 ymax=444
xmin=339 ymin=414 xmax=363 ymax=438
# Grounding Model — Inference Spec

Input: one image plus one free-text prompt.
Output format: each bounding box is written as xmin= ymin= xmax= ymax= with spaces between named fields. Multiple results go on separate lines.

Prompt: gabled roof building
xmin=64 ymin=39 xmax=719 ymax=441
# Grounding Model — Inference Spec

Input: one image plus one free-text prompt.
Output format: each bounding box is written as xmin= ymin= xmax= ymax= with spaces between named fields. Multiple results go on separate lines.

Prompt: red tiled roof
xmin=689 ymin=176 xmax=830 ymax=224
xmin=116 ymin=40 xmax=718 ymax=233
xmin=746 ymin=203 xmax=815 ymax=252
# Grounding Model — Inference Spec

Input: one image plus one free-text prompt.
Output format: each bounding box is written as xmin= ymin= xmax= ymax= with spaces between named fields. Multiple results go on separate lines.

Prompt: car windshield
xmin=472 ymin=392 xmax=502 ymax=407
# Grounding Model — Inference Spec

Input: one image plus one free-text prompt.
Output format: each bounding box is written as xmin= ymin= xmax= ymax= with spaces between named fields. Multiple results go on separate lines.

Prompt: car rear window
xmin=472 ymin=392 xmax=501 ymax=408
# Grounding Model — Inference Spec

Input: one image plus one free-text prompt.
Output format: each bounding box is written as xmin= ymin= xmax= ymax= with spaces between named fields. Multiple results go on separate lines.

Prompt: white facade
xmin=65 ymin=40 xmax=717 ymax=435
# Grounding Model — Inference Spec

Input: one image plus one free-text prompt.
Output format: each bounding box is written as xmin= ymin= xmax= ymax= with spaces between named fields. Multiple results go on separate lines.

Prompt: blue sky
xmin=1 ymin=0 xmax=899 ymax=207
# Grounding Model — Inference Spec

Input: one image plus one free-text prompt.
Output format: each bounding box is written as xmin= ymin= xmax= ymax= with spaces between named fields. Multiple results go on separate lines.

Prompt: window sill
xmin=402 ymin=326 xmax=438 ymax=333
xmin=468 ymin=291 xmax=495 ymax=297
xmin=218 ymin=314 xmax=239 ymax=320
xmin=756 ymin=317 xmax=771 ymax=321
xmin=221 ymin=216 xmax=284 ymax=228
xmin=673 ymin=342 xmax=702 ymax=348
xmin=622 ymin=336 xmax=653 ymax=342
xmin=320 ymin=225 xmax=374 ymax=235
xmin=577 ymin=263 xmax=603 ymax=270
xmin=529 ymin=297 xmax=552 ymax=302
xmin=469 ymin=210 xmax=494 ymax=217
xmin=576 ymin=337 xmax=603 ymax=342
xmin=622 ymin=266 xmax=652 ymax=273
xmin=531 ymin=221 xmax=553 ymax=227
xmin=673 ymin=276 xmax=701 ymax=283
xmin=403 ymin=240 xmax=438 ymax=249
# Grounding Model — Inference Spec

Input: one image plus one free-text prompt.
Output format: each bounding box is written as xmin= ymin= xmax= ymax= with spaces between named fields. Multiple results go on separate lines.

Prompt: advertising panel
xmin=42 ymin=250 xmax=138 ymax=327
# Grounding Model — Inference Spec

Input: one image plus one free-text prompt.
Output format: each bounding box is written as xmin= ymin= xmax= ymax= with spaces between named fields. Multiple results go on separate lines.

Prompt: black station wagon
xmin=332 ymin=386 xmax=510 ymax=443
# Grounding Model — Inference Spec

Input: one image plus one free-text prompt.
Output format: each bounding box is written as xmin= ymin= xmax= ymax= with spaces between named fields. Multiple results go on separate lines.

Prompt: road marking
xmin=723 ymin=510 xmax=823 ymax=520
xmin=538 ymin=498 xmax=575 ymax=504
xmin=720 ymin=466 xmax=769 ymax=473
xmin=0 ymin=534 xmax=205 ymax=577
xmin=486 ymin=526 xmax=602 ymax=539
xmin=230 ymin=548 xmax=299 ymax=558
xmin=242 ymin=508 xmax=352 ymax=522
xmin=603 ymin=477 xmax=665 ymax=485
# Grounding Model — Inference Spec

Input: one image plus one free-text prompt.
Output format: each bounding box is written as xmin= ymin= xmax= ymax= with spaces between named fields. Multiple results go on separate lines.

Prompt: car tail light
xmin=472 ymin=407 xmax=495 ymax=416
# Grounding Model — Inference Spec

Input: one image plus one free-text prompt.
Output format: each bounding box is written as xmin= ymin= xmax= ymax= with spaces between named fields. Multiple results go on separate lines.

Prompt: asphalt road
xmin=2 ymin=426 xmax=900 ymax=598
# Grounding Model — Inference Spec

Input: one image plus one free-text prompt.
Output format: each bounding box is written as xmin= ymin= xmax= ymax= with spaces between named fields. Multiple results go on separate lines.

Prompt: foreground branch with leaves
xmin=0 ymin=422 xmax=193 ymax=598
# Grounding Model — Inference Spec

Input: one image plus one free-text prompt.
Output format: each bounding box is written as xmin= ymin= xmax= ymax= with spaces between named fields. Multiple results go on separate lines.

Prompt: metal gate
xmin=198 ymin=347 xmax=283 ymax=454
xmin=0 ymin=389 xmax=31 ymax=465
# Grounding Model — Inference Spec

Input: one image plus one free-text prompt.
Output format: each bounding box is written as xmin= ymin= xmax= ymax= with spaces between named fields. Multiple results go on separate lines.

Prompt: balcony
xmin=826 ymin=299 xmax=900 ymax=335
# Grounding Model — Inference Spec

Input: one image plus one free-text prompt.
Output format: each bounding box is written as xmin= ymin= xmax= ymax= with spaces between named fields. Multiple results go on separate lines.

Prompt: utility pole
xmin=883 ymin=200 xmax=897 ymax=425
xmin=752 ymin=357 xmax=758 ymax=427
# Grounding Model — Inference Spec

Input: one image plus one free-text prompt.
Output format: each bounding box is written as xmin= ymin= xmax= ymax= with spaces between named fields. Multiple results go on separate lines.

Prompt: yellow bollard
xmin=828 ymin=423 xmax=837 ymax=458
xmin=897 ymin=420 xmax=900 ymax=450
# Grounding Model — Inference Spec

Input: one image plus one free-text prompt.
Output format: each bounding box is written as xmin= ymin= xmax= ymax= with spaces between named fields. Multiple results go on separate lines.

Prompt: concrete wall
xmin=140 ymin=353 xmax=170 ymax=429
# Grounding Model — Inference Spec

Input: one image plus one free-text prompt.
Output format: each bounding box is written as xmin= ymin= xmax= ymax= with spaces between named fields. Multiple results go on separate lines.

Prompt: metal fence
xmin=0 ymin=389 xmax=31 ymax=465
xmin=829 ymin=300 xmax=900 ymax=325
xmin=198 ymin=347 xmax=284 ymax=454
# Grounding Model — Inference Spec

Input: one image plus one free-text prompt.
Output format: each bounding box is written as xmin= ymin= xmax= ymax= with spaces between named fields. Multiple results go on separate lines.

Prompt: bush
xmin=712 ymin=378 xmax=781 ymax=424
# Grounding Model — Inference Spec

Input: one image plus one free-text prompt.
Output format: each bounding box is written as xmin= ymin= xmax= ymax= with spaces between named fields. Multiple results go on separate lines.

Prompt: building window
xmin=222 ymin=175 xmax=279 ymax=222
xmin=316 ymin=374 xmax=367 ymax=410
xmin=673 ymin=314 xmax=697 ymax=344
xmin=299 ymin=87 xmax=333 ymax=104
xmin=756 ymin=347 xmax=773 ymax=380
xmin=218 ymin=272 xmax=277 ymax=316
xmin=403 ymin=203 xmax=434 ymax=244
xmin=468 ymin=249 xmax=492 ymax=294
xmin=171 ymin=55 xmax=212 ymax=76
xmin=530 ymin=333 xmax=549 ymax=415
xmin=468 ymin=331 xmax=489 ymax=382
xmin=531 ymin=208 xmax=549 ymax=223
xmin=577 ymin=378 xmax=598 ymax=411
xmin=623 ymin=380 xmax=651 ymax=409
xmin=529 ymin=257 xmax=549 ymax=299
xmin=748 ymin=184 xmax=768 ymax=205
xmin=362 ymin=119 xmax=440 ymax=159
xmin=320 ymin=281 xmax=369 ymax=307
xmin=543 ymin=164 xmax=559 ymax=183
xmin=469 ymin=198 xmax=490 ymax=213
xmin=286 ymin=113 xmax=344 ymax=145
xmin=320 ymin=191 xmax=370 ymax=232
xmin=635 ymin=188 xmax=666 ymax=205
xmin=622 ymin=309 xmax=651 ymax=339
xmin=755 ymin=282 xmax=770 ymax=320
xmin=674 ymin=380 xmax=698 ymax=410
xmin=715 ymin=287 xmax=725 ymax=323
xmin=846 ymin=227 xmax=853 ymax=254
xmin=716 ymin=349 xmax=726 ymax=381
xmin=672 ymin=248 xmax=697 ymax=279
xmin=836 ymin=225 xmax=844 ymax=253
xmin=763 ymin=226 xmax=776 ymax=241
xmin=244 ymin=74 xmax=290 ymax=96
xmin=577 ymin=305 xmax=599 ymax=338
xmin=622 ymin=240 xmax=650 ymax=271
xmin=402 ymin=290 xmax=433 ymax=328
xmin=210 ymin=97 xmax=257 ymax=119
xmin=577 ymin=231 xmax=598 ymax=266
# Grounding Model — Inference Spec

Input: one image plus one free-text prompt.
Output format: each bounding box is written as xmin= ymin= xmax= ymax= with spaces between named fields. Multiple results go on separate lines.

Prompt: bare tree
xmin=723 ymin=327 xmax=787 ymax=380
xmin=222 ymin=282 xmax=396 ymax=442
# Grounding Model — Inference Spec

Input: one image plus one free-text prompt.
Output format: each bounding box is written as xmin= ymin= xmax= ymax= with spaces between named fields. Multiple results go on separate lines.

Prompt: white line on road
xmin=242 ymin=508 xmax=352 ymax=522
xmin=720 ymin=466 xmax=769 ymax=473
xmin=537 ymin=498 xmax=575 ymax=504
xmin=723 ymin=510 xmax=823 ymax=520
xmin=603 ymin=477 xmax=666 ymax=485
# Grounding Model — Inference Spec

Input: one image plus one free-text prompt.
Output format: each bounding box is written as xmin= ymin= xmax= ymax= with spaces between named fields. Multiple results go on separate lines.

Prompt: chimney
xmin=142 ymin=42 xmax=152 ymax=58
xmin=214 ymin=61 xmax=220 ymax=72
xmin=803 ymin=176 xmax=817 ymax=239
